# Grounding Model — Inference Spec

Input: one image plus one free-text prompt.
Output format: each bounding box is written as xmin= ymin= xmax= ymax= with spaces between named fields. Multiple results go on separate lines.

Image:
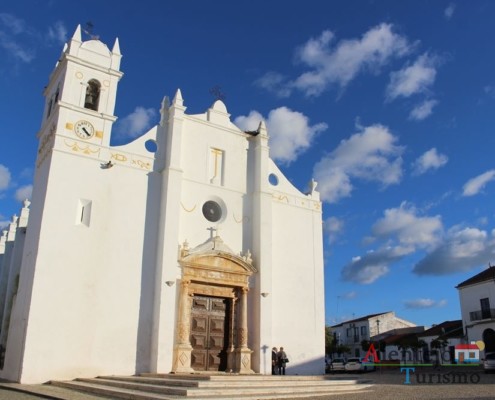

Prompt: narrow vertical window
xmin=47 ymin=99 xmax=53 ymax=118
xmin=76 ymin=199 xmax=92 ymax=227
xmin=84 ymin=79 xmax=101 ymax=111
xmin=209 ymin=148 xmax=224 ymax=185
xmin=481 ymin=298 xmax=490 ymax=319
xmin=54 ymin=86 xmax=60 ymax=104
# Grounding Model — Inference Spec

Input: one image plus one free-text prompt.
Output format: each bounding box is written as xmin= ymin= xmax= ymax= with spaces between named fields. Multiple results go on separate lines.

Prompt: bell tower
xmin=39 ymin=25 xmax=123 ymax=154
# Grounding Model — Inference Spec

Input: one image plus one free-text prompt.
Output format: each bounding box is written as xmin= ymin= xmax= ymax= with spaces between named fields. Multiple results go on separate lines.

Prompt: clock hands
xmin=74 ymin=121 xmax=94 ymax=139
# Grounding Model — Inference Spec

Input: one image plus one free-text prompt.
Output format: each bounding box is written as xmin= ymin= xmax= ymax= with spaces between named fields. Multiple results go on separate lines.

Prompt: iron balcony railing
xmin=470 ymin=308 xmax=495 ymax=321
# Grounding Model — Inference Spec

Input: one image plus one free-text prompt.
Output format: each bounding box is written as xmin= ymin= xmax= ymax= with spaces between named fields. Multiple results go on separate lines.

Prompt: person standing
xmin=277 ymin=346 xmax=288 ymax=375
xmin=271 ymin=347 xmax=278 ymax=375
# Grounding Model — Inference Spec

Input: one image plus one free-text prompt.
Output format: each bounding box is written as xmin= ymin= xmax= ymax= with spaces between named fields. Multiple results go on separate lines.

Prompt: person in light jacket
xmin=272 ymin=347 xmax=278 ymax=375
xmin=277 ymin=347 xmax=288 ymax=375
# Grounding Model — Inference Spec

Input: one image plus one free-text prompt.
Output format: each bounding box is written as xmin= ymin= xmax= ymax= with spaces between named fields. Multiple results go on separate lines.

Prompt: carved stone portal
xmin=172 ymin=236 xmax=257 ymax=374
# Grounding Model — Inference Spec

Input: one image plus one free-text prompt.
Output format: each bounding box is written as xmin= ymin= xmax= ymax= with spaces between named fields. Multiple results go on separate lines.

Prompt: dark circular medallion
xmin=202 ymin=201 xmax=222 ymax=222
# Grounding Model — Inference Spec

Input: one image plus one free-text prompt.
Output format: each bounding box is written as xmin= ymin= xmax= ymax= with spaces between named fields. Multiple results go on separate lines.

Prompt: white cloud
xmin=15 ymin=184 xmax=32 ymax=202
xmin=0 ymin=164 xmax=11 ymax=191
xmin=19 ymin=167 xmax=33 ymax=179
xmin=484 ymin=85 xmax=495 ymax=98
xmin=342 ymin=203 xmax=444 ymax=284
xmin=386 ymin=53 xmax=438 ymax=100
xmin=290 ymin=23 xmax=412 ymax=97
xmin=444 ymin=3 xmax=456 ymax=20
xmin=0 ymin=13 xmax=35 ymax=63
xmin=47 ymin=21 xmax=67 ymax=44
xmin=234 ymin=107 xmax=327 ymax=164
xmin=324 ymin=216 xmax=344 ymax=244
xmin=412 ymin=148 xmax=448 ymax=175
xmin=0 ymin=216 xmax=9 ymax=230
xmin=341 ymin=247 xmax=404 ymax=284
xmin=413 ymin=227 xmax=495 ymax=275
xmin=340 ymin=291 xmax=357 ymax=300
xmin=254 ymin=72 xmax=291 ymax=98
xmin=409 ymin=99 xmax=438 ymax=120
xmin=0 ymin=13 xmax=26 ymax=35
xmin=115 ymin=107 xmax=157 ymax=139
xmin=462 ymin=170 xmax=495 ymax=196
xmin=313 ymin=124 xmax=403 ymax=203
xmin=404 ymin=298 xmax=447 ymax=309
xmin=372 ymin=202 xmax=443 ymax=249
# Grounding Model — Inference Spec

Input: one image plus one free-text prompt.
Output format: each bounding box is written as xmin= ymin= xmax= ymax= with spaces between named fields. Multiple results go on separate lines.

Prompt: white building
xmin=0 ymin=26 xmax=325 ymax=383
xmin=330 ymin=311 xmax=416 ymax=358
xmin=456 ymin=265 xmax=495 ymax=356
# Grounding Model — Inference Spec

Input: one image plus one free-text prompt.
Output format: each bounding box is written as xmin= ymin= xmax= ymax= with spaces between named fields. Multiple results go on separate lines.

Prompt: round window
xmin=268 ymin=173 xmax=279 ymax=186
xmin=202 ymin=201 xmax=222 ymax=222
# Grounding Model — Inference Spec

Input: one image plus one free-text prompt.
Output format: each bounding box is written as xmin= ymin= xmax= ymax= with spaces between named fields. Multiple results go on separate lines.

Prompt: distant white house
xmin=331 ymin=311 xmax=416 ymax=358
xmin=456 ymin=266 xmax=495 ymax=357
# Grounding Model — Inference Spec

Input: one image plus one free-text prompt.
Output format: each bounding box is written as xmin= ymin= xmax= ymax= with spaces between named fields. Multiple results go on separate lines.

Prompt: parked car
xmin=344 ymin=357 xmax=362 ymax=372
xmin=329 ymin=358 xmax=346 ymax=372
xmin=483 ymin=352 xmax=495 ymax=373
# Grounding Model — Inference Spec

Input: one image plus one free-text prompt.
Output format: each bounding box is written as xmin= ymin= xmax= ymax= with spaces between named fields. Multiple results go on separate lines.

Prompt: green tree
xmin=336 ymin=344 xmax=351 ymax=356
xmin=325 ymin=326 xmax=334 ymax=355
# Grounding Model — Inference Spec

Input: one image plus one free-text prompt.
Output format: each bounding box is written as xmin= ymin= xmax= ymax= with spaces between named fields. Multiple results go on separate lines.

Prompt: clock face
xmin=74 ymin=120 xmax=95 ymax=139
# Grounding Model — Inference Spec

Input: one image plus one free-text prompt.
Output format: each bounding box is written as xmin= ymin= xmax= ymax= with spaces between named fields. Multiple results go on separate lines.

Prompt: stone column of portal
xmin=226 ymin=297 xmax=237 ymax=371
xmin=172 ymin=280 xmax=194 ymax=373
xmin=235 ymin=287 xmax=254 ymax=373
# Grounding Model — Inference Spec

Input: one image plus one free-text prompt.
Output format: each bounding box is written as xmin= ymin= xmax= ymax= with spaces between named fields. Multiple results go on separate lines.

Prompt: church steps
xmin=98 ymin=374 xmax=369 ymax=388
xmin=50 ymin=375 xmax=373 ymax=399
xmin=50 ymin=380 xmax=175 ymax=400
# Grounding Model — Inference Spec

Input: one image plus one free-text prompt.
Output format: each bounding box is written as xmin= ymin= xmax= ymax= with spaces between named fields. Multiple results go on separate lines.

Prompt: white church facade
xmin=0 ymin=26 xmax=325 ymax=384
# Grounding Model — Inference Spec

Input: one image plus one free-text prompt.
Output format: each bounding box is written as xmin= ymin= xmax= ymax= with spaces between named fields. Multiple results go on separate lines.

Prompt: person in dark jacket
xmin=277 ymin=347 xmax=288 ymax=375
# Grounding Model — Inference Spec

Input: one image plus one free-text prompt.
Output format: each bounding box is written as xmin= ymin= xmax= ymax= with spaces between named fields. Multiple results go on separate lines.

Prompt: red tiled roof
xmin=456 ymin=266 xmax=495 ymax=288
xmin=417 ymin=320 xmax=462 ymax=338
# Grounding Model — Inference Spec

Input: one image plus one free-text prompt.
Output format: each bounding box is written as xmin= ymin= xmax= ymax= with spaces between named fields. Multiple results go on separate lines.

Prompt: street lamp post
xmin=376 ymin=320 xmax=381 ymax=360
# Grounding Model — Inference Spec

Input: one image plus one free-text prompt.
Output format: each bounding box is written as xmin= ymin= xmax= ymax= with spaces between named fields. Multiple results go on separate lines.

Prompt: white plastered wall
xmin=15 ymin=142 xmax=158 ymax=383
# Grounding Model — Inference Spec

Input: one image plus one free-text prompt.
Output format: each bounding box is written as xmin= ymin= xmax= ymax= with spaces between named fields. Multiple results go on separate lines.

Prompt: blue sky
xmin=1 ymin=1 xmax=495 ymax=328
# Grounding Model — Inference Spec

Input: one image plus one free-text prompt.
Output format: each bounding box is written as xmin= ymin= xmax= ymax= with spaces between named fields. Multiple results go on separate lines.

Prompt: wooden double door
xmin=190 ymin=295 xmax=230 ymax=371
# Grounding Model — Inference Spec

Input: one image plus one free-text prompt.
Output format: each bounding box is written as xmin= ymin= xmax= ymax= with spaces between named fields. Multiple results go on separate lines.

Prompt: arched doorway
xmin=483 ymin=328 xmax=495 ymax=353
xmin=172 ymin=236 xmax=257 ymax=374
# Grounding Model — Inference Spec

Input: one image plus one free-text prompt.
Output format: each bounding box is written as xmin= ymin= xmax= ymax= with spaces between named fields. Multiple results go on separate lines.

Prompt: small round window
xmin=202 ymin=201 xmax=222 ymax=222
xmin=145 ymin=139 xmax=158 ymax=153
xmin=268 ymin=173 xmax=279 ymax=186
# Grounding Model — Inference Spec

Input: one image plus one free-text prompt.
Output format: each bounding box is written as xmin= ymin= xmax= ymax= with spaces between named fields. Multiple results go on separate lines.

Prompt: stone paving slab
xmin=0 ymin=368 xmax=494 ymax=400
xmin=0 ymin=383 xmax=107 ymax=400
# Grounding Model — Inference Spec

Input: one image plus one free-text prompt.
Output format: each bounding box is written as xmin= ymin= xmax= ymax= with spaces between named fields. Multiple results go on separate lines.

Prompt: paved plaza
xmin=0 ymin=367 xmax=493 ymax=400
xmin=323 ymin=367 xmax=495 ymax=400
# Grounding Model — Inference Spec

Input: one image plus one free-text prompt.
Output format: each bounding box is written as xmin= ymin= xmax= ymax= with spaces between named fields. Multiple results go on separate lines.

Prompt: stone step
xmin=51 ymin=380 xmax=175 ymax=400
xmin=80 ymin=377 xmax=370 ymax=396
xmin=101 ymin=374 xmax=369 ymax=388
xmin=142 ymin=373 xmax=361 ymax=381
xmin=51 ymin=375 xmax=373 ymax=400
